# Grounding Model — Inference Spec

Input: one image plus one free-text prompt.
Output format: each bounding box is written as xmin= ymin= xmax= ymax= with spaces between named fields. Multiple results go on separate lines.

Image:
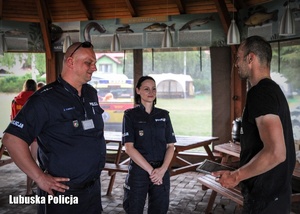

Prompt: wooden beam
xmin=34 ymin=0 xmax=52 ymax=60
xmin=212 ymin=0 xmax=237 ymax=53
xmin=212 ymin=0 xmax=231 ymax=35
xmin=235 ymin=0 xmax=247 ymax=10
xmin=174 ymin=0 xmax=185 ymax=14
xmin=124 ymin=0 xmax=137 ymax=17
xmin=212 ymin=0 xmax=245 ymax=120
xmin=77 ymin=0 xmax=94 ymax=20
xmin=0 ymin=0 xmax=3 ymax=19
xmin=46 ymin=51 xmax=56 ymax=84
xmin=133 ymin=49 xmax=143 ymax=106
xmin=42 ymin=0 xmax=51 ymax=21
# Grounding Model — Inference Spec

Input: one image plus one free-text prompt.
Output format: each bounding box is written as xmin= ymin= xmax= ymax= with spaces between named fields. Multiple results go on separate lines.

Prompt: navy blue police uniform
xmin=122 ymin=104 xmax=176 ymax=214
xmin=5 ymin=76 xmax=106 ymax=214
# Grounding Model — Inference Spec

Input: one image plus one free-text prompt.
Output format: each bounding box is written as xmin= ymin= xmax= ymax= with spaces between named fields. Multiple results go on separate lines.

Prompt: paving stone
xmin=0 ymin=163 xmax=299 ymax=214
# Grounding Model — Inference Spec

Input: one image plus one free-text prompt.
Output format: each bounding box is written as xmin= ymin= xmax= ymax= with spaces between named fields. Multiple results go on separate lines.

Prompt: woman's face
xmin=136 ymin=79 xmax=156 ymax=105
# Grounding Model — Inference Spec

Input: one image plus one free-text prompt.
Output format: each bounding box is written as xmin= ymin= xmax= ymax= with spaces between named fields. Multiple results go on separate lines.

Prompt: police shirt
xmin=122 ymin=104 xmax=176 ymax=162
xmin=5 ymin=76 xmax=106 ymax=185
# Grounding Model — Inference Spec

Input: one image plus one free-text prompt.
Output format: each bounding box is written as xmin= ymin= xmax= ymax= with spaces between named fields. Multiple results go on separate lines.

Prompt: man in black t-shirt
xmin=213 ymin=36 xmax=296 ymax=213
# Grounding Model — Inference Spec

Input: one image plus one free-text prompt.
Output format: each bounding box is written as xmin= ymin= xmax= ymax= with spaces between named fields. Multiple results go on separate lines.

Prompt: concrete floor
xmin=0 ymin=162 xmax=299 ymax=214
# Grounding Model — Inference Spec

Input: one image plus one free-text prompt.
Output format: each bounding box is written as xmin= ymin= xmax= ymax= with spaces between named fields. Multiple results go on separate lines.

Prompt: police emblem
xmin=139 ymin=130 xmax=144 ymax=136
xmin=73 ymin=120 xmax=79 ymax=127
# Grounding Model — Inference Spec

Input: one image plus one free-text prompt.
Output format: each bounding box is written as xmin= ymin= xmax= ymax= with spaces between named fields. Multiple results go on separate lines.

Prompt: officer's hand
xmin=35 ymin=172 xmax=70 ymax=196
xmin=150 ymin=168 xmax=164 ymax=185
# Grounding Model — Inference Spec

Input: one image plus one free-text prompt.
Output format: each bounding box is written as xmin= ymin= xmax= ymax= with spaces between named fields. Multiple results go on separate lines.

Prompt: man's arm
xmin=213 ymin=114 xmax=286 ymax=188
xmin=2 ymin=133 xmax=70 ymax=195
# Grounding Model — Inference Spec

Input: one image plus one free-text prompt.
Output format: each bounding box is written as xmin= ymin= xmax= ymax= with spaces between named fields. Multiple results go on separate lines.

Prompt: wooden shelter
xmin=0 ymin=0 xmax=286 ymax=143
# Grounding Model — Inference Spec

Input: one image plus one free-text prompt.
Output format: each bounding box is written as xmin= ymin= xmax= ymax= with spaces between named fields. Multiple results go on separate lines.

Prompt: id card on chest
xmin=82 ymin=119 xmax=95 ymax=130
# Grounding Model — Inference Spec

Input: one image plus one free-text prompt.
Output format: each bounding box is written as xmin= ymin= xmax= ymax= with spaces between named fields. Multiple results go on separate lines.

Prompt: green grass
xmin=156 ymin=95 xmax=212 ymax=136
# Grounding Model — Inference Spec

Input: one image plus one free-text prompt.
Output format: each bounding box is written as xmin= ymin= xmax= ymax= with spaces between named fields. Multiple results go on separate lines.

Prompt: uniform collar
xmin=138 ymin=103 xmax=155 ymax=113
xmin=58 ymin=75 xmax=86 ymax=96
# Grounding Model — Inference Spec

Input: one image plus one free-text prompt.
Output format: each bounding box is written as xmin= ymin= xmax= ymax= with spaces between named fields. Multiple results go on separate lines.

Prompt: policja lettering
xmin=48 ymin=195 xmax=78 ymax=205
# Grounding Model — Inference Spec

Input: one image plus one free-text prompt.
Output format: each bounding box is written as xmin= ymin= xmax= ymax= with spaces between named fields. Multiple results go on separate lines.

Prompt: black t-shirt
xmin=240 ymin=78 xmax=296 ymax=201
xmin=5 ymin=76 xmax=106 ymax=184
xmin=122 ymin=105 xmax=176 ymax=162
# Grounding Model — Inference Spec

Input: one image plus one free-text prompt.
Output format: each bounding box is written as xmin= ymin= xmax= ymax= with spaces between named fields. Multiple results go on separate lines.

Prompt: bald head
xmin=64 ymin=42 xmax=94 ymax=61
xmin=61 ymin=41 xmax=97 ymax=90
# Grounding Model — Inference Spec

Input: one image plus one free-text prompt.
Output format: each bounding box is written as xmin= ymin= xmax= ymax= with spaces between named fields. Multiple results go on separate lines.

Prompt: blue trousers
xmin=123 ymin=163 xmax=170 ymax=214
xmin=37 ymin=178 xmax=102 ymax=214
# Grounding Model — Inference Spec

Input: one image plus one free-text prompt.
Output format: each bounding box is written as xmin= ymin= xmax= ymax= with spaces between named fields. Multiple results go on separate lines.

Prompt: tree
xmin=0 ymin=53 xmax=16 ymax=71
xmin=271 ymin=42 xmax=300 ymax=91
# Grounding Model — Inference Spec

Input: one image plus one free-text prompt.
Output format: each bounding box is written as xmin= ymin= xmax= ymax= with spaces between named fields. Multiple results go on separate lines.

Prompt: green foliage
xmin=193 ymin=78 xmax=211 ymax=93
xmin=0 ymin=53 xmax=16 ymax=69
xmin=0 ymin=52 xmax=47 ymax=94
xmin=0 ymin=74 xmax=45 ymax=93
xmin=271 ymin=42 xmax=300 ymax=91
xmin=34 ymin=54 xmax=46 ymax=76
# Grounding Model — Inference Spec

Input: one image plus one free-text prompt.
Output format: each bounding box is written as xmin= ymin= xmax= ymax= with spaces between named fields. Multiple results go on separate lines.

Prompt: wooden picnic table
xmin=211 ymin=142 xmax=300 ymax=207
xmin=103 ymin=131 xmax=219 ymax=195
xmin=104 ymin=131 xmax=219 ymax=174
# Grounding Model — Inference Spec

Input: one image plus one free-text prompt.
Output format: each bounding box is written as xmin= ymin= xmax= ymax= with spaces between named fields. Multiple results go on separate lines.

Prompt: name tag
xmin=82 ymin=119 xmax=95 ymax=130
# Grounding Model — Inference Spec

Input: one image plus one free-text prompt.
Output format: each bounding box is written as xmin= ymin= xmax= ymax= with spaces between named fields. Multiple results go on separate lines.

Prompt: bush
xmin=0 ymin=74 xmax=46 ymax=93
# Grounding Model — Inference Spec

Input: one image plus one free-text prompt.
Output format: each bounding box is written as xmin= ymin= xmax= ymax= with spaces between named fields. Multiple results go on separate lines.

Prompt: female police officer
xmin=122 ymin=76 xmax=176 ymax=213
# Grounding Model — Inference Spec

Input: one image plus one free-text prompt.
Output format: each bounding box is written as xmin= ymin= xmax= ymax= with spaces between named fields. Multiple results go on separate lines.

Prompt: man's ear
xmin=66 ymin=57 xmax=73 ymax=67
xmin=248 ymin=53 xmax=254 ymax=63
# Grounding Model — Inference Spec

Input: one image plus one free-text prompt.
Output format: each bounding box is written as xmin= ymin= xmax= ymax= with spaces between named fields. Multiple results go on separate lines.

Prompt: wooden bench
xmin=198 ymin=174 xmax=243 ymax=214
xmin=198 ymin=173 xmax=300 ymax=214
xmin=103 ymin=162 xmax=128 ymax=173
xmin=102 ymin=141 xmax=129 ymax=196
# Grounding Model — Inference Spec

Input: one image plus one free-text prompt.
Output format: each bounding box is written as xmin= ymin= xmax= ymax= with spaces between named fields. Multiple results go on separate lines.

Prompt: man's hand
xmin=212 ymin=170 xmax=239 ymax=189
xmin=36 ymin=173 xmax=70 ymax=195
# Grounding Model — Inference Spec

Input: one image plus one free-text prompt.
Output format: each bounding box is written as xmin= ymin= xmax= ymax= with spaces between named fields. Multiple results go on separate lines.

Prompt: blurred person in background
xmin=37 ymin=81 xmax=46 ymax=90
xmin=11 ymin=79 xmax=38 ymax=196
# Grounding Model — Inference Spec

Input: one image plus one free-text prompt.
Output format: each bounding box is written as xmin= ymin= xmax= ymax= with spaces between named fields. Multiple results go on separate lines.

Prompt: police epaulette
xmin=124 ymin=105 xmax=139 ymax=113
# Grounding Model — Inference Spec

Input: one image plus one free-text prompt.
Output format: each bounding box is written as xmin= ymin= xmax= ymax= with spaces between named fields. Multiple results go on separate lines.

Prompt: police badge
xmin=73 ymin=120 xmax=79 ymax=128
xmin=139 ymin=130 xmax=144 ymax=136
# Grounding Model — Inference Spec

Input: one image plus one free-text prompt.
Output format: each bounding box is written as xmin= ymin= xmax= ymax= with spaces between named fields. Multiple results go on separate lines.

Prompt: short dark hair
xmin=37 ymin=82 xmax=46 ymax=89
xmin=134 ymin=76 xmax=157 ymax=105
xmin=241 ymin=35 xmax=272 ymax=68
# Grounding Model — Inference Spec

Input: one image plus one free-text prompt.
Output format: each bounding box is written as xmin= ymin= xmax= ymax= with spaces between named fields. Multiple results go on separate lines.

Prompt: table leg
xmin=106 ymin=172 xmax=116 ymax=196
xmin=204 ymin=145 xmax=215 ymax=161
xmin=205 ymin=190 xmax=217 ymax=214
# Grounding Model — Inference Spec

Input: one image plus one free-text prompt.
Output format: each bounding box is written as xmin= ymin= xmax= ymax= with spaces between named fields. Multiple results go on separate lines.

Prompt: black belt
xmin=67 ymin=178 xmax=99 ymax=190
xmin=149 ymin=161 xmax=163 ymax=168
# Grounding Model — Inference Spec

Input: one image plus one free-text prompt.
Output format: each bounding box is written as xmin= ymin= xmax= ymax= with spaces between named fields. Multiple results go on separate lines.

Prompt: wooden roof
xmin=1 ymin=0 xmax=271 ymax=23
xmin=0 ymin=0 xmax=272 ymax=59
